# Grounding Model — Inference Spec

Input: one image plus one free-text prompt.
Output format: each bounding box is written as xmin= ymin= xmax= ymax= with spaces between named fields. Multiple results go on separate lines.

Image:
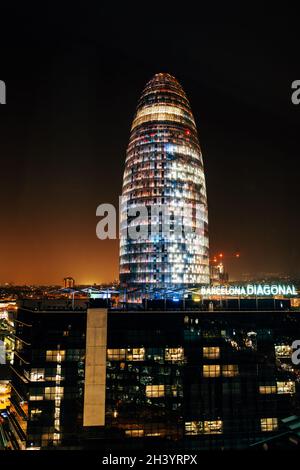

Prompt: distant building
xmin=210 ymin=262 xmax=229 ymax=284
xmin=10 ymin=299 xmax=91 ymax=449
xmin=63 ymin=277 xmax=75 ymax=289
xmin=7 ymin=299 xmax=300 ymax=450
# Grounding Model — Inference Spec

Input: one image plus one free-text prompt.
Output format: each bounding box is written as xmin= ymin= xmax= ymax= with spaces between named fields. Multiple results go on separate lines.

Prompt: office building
xmin=7 ymin=299 xmax=300 ymax=450
xmin=120 ymin=73 xmax=209 ymax=296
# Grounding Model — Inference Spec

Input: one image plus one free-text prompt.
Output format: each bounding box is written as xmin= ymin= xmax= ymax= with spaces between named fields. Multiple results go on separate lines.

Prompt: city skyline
xmin=0 ymin=5 xmax=299 ymax=285
xmin=1 ymin=3 xmax=300 ymax=458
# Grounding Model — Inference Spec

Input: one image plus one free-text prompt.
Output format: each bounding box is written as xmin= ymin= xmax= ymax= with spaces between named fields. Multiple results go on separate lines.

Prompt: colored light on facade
xmin=119 ymin=73 xmax=209 ymax=294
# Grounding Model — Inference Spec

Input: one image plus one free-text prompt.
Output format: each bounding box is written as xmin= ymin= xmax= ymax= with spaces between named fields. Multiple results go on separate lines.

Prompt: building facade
xmin=104 ymin=308 xmax=300 ymax=450
xmin=10 ymin=300 xmax=88 ymax=449
xmin=120 ymin=73 xmax=209 ymax=297
xmin=7 ymin=300 xmax=300 ymax=450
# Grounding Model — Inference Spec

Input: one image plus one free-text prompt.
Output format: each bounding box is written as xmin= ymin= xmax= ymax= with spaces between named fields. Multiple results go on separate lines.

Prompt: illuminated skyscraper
xmin=120 ymin=73 xmax=209 ymax=297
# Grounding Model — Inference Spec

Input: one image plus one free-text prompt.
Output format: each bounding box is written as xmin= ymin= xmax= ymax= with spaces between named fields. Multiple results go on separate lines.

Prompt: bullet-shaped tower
xmin=120 ymin=73 xmax=209 ymax=297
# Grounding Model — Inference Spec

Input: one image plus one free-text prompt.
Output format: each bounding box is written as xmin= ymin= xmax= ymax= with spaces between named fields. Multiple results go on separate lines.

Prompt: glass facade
xmin=120 ymin=73 xmax=209 ymax=296
xmin=10 ymin=301 xmax=87 ymax=449
xmin=7 ymin=301 xmax=300 ymax=450
xmin=105 ymin=309 xmax=300 ymax=450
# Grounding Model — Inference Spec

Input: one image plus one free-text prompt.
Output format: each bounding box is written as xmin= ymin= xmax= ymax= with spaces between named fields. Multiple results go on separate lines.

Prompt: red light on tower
xmin=235 ymin=253 xmax=240 ymax=258
xmin=219 ymin=253 xmax=223 ymax=259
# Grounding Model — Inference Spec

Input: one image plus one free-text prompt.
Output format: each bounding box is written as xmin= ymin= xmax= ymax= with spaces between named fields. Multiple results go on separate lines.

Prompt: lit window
xmin=107 ymin=349 xmax=126 ymax=361
xmin=185 ymin=420 xmax=223 ymax=435
xmin=259 ymin=385 xmax=277 ymax=394
xmin=29 ymin=395 xmax=43 ymax=401
xmin=29 ymin=387 xmax=44 ymax=401
xmin=145 ymin=431 xmax=164 ymax=437
xmin=46 ymin=351 xmax=65 ymax=362
xmin=145 ymin=385 xmax=165 ymax=398
xmin=125 ymin=429 xmax=144 ymax=437
xmin=185 ymin=421 xmax=204 ymax=435
xmin=30 ymin=409 xmax=42 ymax=421
xmin=165 ymin=347 xmax=184 ymax=362
xmin=275 ymin=345 xmax=292 ymax=358
xmin=277 ymin=381 xmax=296 ymax=394
xmin=203 ymin=420 xmax=223 ymax=434
xmin=260 ymin=418 xmax=278 ymax=432
xmin=126 ymin=348 xmax=145 ymax=361
xmin=131 ymin=104 xmax=196 ymax=131
xmin=44 ymin=386 xmax=64 ymax=400
xmin=30 ymin=368 xmax=45 ymax=382
xmin=222 ymin=365 xmax=239 ymax=377
xmin=0 ymin=383 xmax=11 ymax=409
xmin=203 ymin=347 xmax=220 ymax=359
xmin=203 ymin=365 xmax=220 ymax=378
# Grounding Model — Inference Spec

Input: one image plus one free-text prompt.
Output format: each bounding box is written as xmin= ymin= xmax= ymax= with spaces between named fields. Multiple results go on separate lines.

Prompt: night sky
xmin=0 ymin=4 xmax=299 ymax=284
